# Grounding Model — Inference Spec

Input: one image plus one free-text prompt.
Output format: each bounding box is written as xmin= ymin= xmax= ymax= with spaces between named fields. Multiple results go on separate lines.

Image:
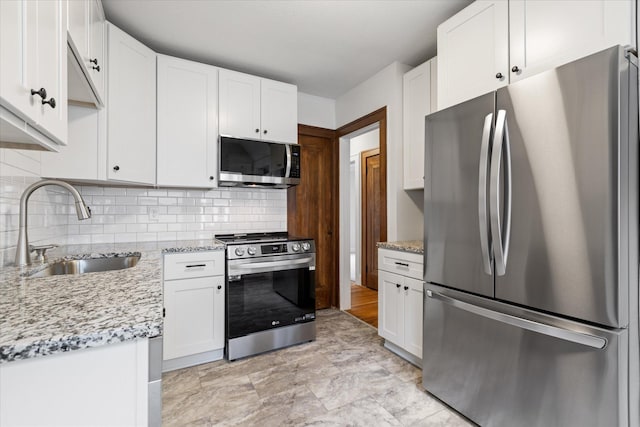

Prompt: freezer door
xmin=423 ymin=283 xmax=628 ymax=427
xmin=424 ymin=92 xmax=495 ymax=297
xmin=494 ymin=46 xmax=637 ymax=328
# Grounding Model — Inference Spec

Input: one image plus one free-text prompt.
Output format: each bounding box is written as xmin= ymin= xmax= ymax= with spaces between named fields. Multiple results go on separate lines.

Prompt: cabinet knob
xmin=42 ymin=98 xmax=56 ymax=109
xmin=263 ymin=130 xmax=267 ymax=134
xmin=404 ymin=286 xmax=409 ymax=291
xmin=217 ymin=285 xmax=222 ymax=290
xmin=396 ymin=283 xmax=401 ymax=289
xmin=113 ymin=165 xmax=120 ymax=171
xmin=92 ymin=65 xmax=101 ymax=72
xmin=90 ymin=58 xmax=99 ymax=65
xmin=209 ymin=176 xmax=214 ymax=181
xmin=511 ymin=66 xmax=521 ymax=73
xmin=495 ymin=72 xmax=503 ymax=79
xmin=255 ymin=128 xmax=260 ymax=133
xmin=30 ymin=88 xmax=47 ymax=99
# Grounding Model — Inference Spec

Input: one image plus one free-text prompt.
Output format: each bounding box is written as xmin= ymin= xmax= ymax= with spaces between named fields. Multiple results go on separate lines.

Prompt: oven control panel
xmin=227 ymin=240 xmax=315 ymax=259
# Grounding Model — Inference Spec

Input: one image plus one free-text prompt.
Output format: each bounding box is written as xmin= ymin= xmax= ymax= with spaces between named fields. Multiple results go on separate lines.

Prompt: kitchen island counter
xmin=0 ymin=239 xmax=225 ymax=363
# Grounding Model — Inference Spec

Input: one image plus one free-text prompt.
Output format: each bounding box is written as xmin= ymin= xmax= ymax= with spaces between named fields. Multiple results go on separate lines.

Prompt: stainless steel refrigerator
xmin=423 ymin=45 xmax=639 ymax=427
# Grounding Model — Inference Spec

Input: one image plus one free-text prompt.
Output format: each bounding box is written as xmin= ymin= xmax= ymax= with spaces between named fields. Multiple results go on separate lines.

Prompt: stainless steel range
xmin=217 ymin=232 xmax=316 ymax=360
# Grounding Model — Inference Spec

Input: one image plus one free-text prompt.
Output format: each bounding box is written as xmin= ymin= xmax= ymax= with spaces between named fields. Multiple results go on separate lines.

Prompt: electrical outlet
xmin=149 ymin=207 xmax=159 ymax=221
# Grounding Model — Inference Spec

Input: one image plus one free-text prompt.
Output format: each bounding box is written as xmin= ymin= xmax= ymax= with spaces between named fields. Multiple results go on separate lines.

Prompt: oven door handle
xmin=229 ymin=257 xmax=315 ymax=275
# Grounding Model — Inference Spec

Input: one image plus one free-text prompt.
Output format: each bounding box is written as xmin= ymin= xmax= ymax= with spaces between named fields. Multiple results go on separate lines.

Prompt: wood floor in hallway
xmin=346 ymin=283 xmax=378 ymax=328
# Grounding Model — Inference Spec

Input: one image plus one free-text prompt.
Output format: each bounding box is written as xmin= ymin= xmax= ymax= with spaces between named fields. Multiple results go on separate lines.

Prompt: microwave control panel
xmin=290 ymin=145 xmax=301 ymax=178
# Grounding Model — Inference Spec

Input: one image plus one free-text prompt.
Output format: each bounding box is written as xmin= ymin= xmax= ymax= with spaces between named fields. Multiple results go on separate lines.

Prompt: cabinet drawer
xmin=164 ymin=251 xmax=224 ymax=280
xmin=378 ymin=248 xmax=423 ymax=280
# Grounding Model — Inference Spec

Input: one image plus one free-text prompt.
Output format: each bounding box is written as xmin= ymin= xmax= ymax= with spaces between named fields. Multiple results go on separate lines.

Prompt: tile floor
xmin=162 ymin=309 xmax=474 ymax=426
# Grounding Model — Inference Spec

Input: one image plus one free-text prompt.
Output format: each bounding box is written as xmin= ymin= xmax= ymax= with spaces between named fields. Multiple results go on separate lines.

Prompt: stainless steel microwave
xmin=218 ymin=136 xmax=301 ymax=189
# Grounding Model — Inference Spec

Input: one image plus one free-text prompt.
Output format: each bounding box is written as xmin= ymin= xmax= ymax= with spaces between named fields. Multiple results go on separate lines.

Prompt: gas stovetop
xmin=217 ymin=232 xmax=315 ymax=259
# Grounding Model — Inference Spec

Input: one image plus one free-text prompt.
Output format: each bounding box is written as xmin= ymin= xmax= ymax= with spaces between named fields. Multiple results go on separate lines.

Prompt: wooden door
xmin=288 ymin=125 xmax=337 ymax=309
xmin=362 ymin=148 xmax=381 ymax=290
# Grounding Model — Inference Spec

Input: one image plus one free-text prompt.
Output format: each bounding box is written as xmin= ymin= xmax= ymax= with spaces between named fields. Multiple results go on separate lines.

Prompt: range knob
xmin=291 ymin=243 xmax=301 ymax=252
xmin=235 ymin=247 xmax=245 ymax=256
xmin=247 ymin=246 xmax=257 ymax=256
xmin=301 ymin=242 xmax=311 ymax=251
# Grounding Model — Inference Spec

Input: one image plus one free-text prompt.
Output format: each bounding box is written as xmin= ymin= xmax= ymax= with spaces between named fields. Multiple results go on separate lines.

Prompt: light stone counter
xmin=377 ymin=240 xmax=424 ymax=254
xmin=0 ymin=239 xmax=225 ymax=363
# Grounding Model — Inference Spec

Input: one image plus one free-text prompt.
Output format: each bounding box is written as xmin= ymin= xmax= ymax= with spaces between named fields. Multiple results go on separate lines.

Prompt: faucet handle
xmin=29 ymin=244 xmax=58 ymax=263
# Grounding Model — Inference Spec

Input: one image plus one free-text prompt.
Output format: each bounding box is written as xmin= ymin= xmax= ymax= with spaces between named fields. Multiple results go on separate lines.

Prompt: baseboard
xmin=383 ymin=340 xmax=422 ymax=368
xmin=162 ymin=348 xmax=224 ymax=372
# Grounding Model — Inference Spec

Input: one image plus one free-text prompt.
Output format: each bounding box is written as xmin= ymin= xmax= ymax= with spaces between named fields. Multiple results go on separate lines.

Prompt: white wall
xmin=349 ymin=128 xmax=379 ymax=157
xmin=336 ymin=61 xmax=423 ymax=242
xmin=297 ymin=92 xmax=336 ymax=130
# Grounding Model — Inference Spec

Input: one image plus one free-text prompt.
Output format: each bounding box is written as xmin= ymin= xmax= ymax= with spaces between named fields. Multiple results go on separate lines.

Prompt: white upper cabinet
xmin=437 ymin=0 xmax=635 ymax=110
xmin=438 ymin=0 xmax=508 ymax=110
xmin=157 ymin=55 xmax=219 ymax=188
xmin=107 ymin=23 xmax=156 ymax=185
xmin=260 ymin=78 xmax=298 ymax=143
xmin=403 ymin=57 xmax=437 ymax=190
xmin=67 ymin=0 xmax=106 ymax=106
xmin=219 ymin=69 xmax=297 ymax=143
xmin=0 ymin=0 xmax=68 ymax=150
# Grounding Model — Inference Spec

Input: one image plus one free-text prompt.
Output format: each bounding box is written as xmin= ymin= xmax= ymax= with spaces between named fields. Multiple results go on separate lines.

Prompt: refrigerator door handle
xmin=478 ymin=113 xmax=493 ymax=275
xmin=425 ymin=290 xmax=607 ymax=349
xmin=490 ymin=109 xmax=512 ymax=276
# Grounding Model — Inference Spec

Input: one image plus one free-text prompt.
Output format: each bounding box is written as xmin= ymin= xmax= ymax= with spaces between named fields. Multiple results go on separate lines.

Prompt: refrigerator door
xmin=422 ymin=283 xmax=628 ymax=427
xmin=424 ymin=92 xmax=495 ymax=297
xmin=493 ymin=46 xmax=637 ymax=328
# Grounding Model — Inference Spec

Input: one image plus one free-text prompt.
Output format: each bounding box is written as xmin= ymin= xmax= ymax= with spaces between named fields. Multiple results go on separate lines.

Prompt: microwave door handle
xmin=285 ymin=144 xmax=292 ymax=178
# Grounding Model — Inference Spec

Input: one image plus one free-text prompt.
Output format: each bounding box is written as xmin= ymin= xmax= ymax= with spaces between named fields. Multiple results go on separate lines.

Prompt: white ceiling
xmin=102 ymin=0 xmax=471 ymax=99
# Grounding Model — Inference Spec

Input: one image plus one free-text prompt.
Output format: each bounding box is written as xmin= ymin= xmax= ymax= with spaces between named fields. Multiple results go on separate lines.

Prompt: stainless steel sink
xmin=26 ymin=255 xmax=141 ymax=278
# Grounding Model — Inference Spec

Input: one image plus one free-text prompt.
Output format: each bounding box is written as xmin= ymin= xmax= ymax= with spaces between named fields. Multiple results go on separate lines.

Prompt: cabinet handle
xmin=404 ymin=286 xmax=409 ymax=291
xmin=217 ymin=285 xmax=222 ymax=290
xmin=30 ymin=88 xmax=47 ymax=99
xmin=185 ymin=264 xmax=206 ymax=268
xmin=263 ymin=129 xmax=268 ymax=134
xmin=42 ymin=98 xmax=56 ymax=109
xmin=396 ymin=283 xmax=401 ymax=288
xmin=90 ymin=58 xmax=99 ymax=65
xmin=92 ymin=65 xmax=101 ymax=72
xmin=113 ymin=165 xmax=120 ymax=171
xmin=495 ymin=72 xmax=503 ymax=79
xmin=511 ymin=66 xmax=521 ymax=73
xmin=255 ymin=128 xmax=260 ymax=133
xmin=209 ymin=176 xmax=214 ymax=181
xmin=395 ymin=262 xmax=409 ymax=267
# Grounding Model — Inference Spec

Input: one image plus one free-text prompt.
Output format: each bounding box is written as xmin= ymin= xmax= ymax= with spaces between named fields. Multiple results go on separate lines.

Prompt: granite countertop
xmin=0 ymin=239 xmax=225 ymax=364
xmin=377 ymin=240 xmax=424 ymax=254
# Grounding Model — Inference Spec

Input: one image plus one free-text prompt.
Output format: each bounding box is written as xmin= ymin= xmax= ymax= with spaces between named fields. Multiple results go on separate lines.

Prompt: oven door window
xmin=227 ymin=268 xmax=315 ymax=339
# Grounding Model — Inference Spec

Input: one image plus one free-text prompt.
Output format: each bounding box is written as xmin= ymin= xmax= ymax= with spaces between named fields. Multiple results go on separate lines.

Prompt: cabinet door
xmin=509 ymin=0 xmax=635 ymax=83
xmin=379 ymin=270 xmax=404 ymax=346
xmin=107 ymin=23 xmax=156 ymax=185
xmin=219 ymin=69 xmax=261 ymax=140
xmin=67 ymin=0 xmax=88 ymax=61
xmin=403 ymin=277 xmax=424 ymax=359
xmin=437 ymin=0 xmax=508 ymax=110
xmin=88 ymin=0 xmax=105 ymax=100
xmin=403 ymin=59 xmax=432 ymax=190
xmin=31 ymin=0 xmax=68 ymax=144
xmin=164 ymin=276 xmax=225 ymax=360
xmin=260 ymin=78 xmax=298 ymax=143
xmin=157 ymin=56 xmax=218 ymax=188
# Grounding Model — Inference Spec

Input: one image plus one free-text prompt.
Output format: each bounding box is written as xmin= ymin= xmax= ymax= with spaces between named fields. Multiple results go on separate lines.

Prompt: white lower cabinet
xmin=163 ymin=251 xmax=225 ymax=371
xmin=378 ymin=248 xmax=424 ymax=364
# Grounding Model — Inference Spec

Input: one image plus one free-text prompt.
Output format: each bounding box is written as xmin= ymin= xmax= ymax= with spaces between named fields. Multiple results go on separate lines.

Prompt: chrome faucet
xmin=15 ymin=179 xmax=91 ymax=267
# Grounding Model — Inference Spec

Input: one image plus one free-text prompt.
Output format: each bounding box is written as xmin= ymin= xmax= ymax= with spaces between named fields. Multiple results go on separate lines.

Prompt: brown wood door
xmin=362 ymin=148 xmax=381 ymax=290
xmin=288 ymin=125 xmax=337 ymax=309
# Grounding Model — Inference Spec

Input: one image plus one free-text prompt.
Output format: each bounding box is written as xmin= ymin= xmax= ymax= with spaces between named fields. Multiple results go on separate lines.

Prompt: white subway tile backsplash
xmin=1 ymin=146 xmax=287 ymax=267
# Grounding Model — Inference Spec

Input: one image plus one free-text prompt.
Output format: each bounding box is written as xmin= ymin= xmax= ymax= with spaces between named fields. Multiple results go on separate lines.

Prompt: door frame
xmin=360 ymin=147 xmax=380 ymax=290
xmin=293 ymin=124 xmax=340 ymax=308
xmin=337 ymin=107 xmax=388 ymax=309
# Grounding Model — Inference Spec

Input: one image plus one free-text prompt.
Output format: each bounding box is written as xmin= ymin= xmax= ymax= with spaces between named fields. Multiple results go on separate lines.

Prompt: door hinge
xmin=163 ymin=308 xmax=166 ymax=318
